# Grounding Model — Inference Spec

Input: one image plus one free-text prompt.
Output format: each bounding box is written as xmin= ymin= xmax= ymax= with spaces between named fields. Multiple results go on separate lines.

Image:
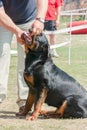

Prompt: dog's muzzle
xmin=21 ymin=32 xmax=32 ymax=45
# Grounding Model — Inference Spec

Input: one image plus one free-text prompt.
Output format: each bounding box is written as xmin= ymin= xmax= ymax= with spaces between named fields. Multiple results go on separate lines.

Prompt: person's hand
xmin=31 ymin=20 xmax=44 ymax=35
xmin=16 ymin=29 xmax=27 ymax=44
xmin=55 ymin=20 xmax=60 ymax=28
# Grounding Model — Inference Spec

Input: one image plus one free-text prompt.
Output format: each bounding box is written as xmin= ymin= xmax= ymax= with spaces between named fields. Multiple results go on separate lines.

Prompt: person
xmin=44 ymin=0 xmax=63 ymax=57
xmin=0 ymin=0 xmax=48 ymax=111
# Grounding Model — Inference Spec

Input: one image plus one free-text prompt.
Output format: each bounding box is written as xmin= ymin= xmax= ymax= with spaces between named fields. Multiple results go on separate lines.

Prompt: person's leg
xmin=0 ymin=26 xmax=13 ymax=102
xmin=49 ymin=34 xmax=55 ymax=45
xmin=44 ymin=20 xmax=58 ymax=57
xmin=49 ymin=34 xmax=59 ymax=57
xmin=16 ymin=21 xmax=34 ymax=108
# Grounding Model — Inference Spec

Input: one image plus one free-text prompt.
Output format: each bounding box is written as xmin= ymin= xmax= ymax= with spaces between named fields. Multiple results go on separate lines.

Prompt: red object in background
xmin=67 ymin=21 xmax=87 ymax=34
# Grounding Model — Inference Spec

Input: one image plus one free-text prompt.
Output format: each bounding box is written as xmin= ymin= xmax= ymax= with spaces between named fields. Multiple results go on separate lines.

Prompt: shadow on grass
xmin=0 ymin=110 xmax=61 ymax=120
xmin=0 ymin=110 xmax=26 ymax=119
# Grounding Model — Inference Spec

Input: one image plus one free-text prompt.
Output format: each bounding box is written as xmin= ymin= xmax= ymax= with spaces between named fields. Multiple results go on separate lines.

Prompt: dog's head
xmin=21 ymin=30 xmax=51 ymax=59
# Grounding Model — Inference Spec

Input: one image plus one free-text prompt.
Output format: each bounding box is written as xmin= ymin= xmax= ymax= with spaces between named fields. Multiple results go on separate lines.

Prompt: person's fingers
xmin=31 ymin=27 xmax=43 ymax=36
xmin=36 ymin=28 xmax=41 ymax=35
xmin=17 ymin=38 xmax=25 ymax=44
xmin=31 ymin=27 xmax=37 ymax=36
xmin=31 ymin=20 xmax=44 ymax=35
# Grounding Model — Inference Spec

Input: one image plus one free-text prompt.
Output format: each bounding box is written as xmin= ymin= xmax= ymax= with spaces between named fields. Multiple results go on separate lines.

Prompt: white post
xmin=68 ymin=12 xmax=72 ymax=65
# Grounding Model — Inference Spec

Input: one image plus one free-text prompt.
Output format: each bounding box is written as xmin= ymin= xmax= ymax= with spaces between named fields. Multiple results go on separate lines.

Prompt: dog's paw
xmin=39 ymin=110 xmax=48 ymax=115
xmin=16 ymin=111 xmax=26 ymax=117
xmin=26 ymin=115 xmax=37 ymax=121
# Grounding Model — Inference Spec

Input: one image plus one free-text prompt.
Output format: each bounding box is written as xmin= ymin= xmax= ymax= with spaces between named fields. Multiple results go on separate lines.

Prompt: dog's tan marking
xmin=26 ymin=88 xmax=48 ymax=120
xmin=18 ymin=92 xmax=36 ymax=116
xmin=25 ymin=44 xmax=29 ymax=54
xmin=56 ymin=100 xmax=67 ymax=117
xmin=24 ymin=35 xmax=40 ymax=54
xmin=24 ymin=74 xmax=34 ymax=85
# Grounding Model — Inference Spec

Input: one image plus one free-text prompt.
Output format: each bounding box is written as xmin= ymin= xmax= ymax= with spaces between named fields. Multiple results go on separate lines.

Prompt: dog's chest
xmin=24 ymin=74 xmax=34 ymax=85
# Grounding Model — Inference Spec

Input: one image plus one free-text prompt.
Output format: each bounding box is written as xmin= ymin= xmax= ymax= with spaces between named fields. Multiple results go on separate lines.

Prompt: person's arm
xmin=32 ymin=0 xmax=48 ymax=34
xmin=0 ymin=0 xmax=48 ymax=42
xmin=0 ymin=6 xmax=25 ymax=44
xmin=55 ymin=0 xmax=64 ymax=28
xmin=55 ymin=5 xmax=62 ymax=28
xmin=36 ymin=0 xmax=48 ymax=19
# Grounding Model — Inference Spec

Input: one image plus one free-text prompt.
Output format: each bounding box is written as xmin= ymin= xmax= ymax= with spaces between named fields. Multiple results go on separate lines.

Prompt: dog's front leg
xmin=16 ymin=92 xmax=36 ymax=116
xmin=26 ymin=88 xmax=48 ymax=120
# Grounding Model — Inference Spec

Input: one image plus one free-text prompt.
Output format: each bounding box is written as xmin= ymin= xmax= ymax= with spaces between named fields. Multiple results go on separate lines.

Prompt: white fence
xmin=45 ymin=8 xmax=87 ymax=64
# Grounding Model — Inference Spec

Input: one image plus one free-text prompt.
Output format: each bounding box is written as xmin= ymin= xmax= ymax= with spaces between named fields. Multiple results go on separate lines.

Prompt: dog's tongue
xmin=21 ymin=32 xmax=32 ymax=45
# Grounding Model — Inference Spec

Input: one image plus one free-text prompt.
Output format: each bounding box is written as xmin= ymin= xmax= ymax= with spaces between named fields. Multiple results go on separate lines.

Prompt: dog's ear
xmin=43 ymin=44 xmax=51 ymax=59
xmin=39 ymin=33 xmax=50 ymax=59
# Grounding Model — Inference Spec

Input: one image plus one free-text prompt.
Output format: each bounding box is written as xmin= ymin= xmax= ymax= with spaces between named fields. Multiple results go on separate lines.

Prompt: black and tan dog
xmin=17 ymin=31 xmax=87 ymax=120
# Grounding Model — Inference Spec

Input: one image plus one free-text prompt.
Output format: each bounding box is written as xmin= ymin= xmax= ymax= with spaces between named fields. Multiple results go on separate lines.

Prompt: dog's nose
xmin=24 ymin=70 xmax=28 ymax=75
xmin=24 ymin=69 xmax=32 ymax=75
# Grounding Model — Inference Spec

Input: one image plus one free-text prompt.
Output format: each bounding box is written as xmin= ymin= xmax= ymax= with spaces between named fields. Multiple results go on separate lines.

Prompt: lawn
xmin=0 ymin=33 xmax=87 ymax=130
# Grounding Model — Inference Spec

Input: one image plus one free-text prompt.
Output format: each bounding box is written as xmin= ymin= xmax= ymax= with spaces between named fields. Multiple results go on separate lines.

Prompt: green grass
xmin=57 ymin=35 xmax=87 ymax=87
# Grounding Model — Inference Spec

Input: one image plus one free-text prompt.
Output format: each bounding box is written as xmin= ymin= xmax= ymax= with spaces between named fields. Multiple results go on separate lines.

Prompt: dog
xmin=17 ymin=31 xmax=87 ymax=120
